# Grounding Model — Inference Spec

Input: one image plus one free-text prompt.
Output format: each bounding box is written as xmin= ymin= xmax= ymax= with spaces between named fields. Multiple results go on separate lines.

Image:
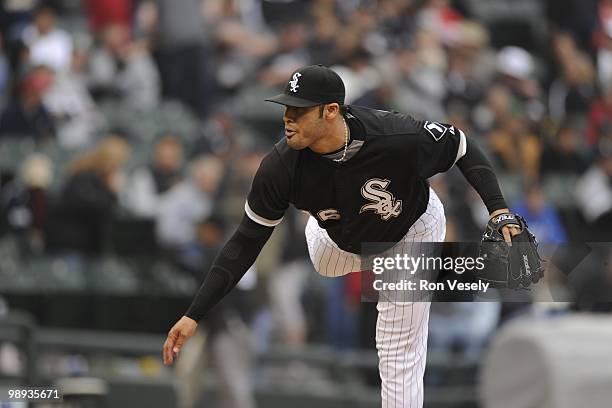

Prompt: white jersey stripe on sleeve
xmin=244 ymin=201 xmax=283 ymax=227
xmin=452 ymin=128 xmax=467 ymax=166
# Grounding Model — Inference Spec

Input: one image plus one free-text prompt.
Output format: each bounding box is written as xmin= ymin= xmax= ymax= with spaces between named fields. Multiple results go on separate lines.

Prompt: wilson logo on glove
xmin=492 ymin=213 xmax=516 ymax=224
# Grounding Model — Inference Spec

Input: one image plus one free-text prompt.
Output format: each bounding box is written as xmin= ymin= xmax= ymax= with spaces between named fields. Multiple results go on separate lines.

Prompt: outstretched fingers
xmin=163 ymin=331 xmax=178 ymax=365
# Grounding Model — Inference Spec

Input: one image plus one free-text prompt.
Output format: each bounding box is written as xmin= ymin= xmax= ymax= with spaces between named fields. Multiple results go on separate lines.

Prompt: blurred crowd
xmin=1 ymin=0 xmax=612 ymax=368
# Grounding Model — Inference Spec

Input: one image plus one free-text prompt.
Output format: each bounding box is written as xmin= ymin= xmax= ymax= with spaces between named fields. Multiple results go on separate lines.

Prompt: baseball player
xmin=163 ymin=65 xmax=523 ymax=407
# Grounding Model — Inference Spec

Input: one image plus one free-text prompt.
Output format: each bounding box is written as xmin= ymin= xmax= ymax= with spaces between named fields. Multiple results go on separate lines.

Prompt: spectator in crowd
xmin=444 ymin=38 xmax=486 ymax=110
xmin=390 ymin=29 xmax=447 ymax=120
xmin=447 ymin=21 xmax=497 ymax=102
xmin=487 ymin=112 xmax=542 ymax=182
xmin=42 ymin=47 xmax=103 ymax=149
xmin=192 ymin=215 xmax=227 ymax=272
xmin=46 ymin=135 xmax=130 ymax=255
xmin=307 ymin=10 xmax=340 ymax=67
xmin=596 ymin=0 xmax=612 ymax=90
xmin=256 ymin=22 xmax=310 ymax=94
xmin=156 ymin=155 xmax=224 ymax=251
xmin=21 ymin=6 xmax=72 ymax=73
xmin=88 ymin=23 xmax=160 ymax=108
xmin=472 ymin=83 xmax=513 ymax=134
xmin=352 ymin=81 xmax=395 ymax=112
xmin=495 ymin=46 xmax=545 ymax=123
xmin=194 ymin=110 xmax=246 ymax=158
xmin=418 ymin=0 xmax=464 ymax=36
xmin=540 ymin=119 xmax=590 ymax=176
xmin=0 ymin=65 xmax=55 ymax=140
xmin=586 ymin=85 xmax=612 ymax=146
xmin=0 ymin=0 xmax=41 ymax=60
xmin=374 ymin=0 xmax=417 ymax=50
xmin=207 ymin=0 xmax=277 ymax=97
xmin=548 ymin=34 xmax=578 ymax=84
xmin=153 ymin=0 xmax=211 ymax=116
xmin=20 ymin=152 xmax=52 ymax=235
xmin=545 ymin=0 xmax=598 ymax=51
xmin=333 ymin=49 xmax=381 ymax=104
xmin=176 ymin=214 xmax=228 ymax=277
xmin=548 ymin=46 xmax=596 ymax=121
xmin=512 ymin=182 xmax=568 ymax=244
xmin=0 ymin=153 xmax=53 ymax=255
xmin=268 ymin=209 xmax=317 ymax=347
xmin=574 ymin=139 xmax=612 ymax=224
xmin=122 ymin=135 xmax=184 ymax=217
xmin=329 ymin=19 xmax=365 ymax=66
xmin=84 ymin=0 xmax=132 ymax=34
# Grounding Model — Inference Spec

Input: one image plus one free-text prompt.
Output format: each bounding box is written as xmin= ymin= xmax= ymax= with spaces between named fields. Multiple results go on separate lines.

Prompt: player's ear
xmin=322 ymin=103 xmax=340 ymax=120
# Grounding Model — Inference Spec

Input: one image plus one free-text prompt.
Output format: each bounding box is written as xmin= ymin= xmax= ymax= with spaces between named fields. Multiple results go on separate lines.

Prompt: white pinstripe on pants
xmin=305 ymin=188 xmax=446 ymax=408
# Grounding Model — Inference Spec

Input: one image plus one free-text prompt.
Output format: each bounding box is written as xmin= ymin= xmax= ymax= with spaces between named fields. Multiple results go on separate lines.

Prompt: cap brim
xmin=264 ymin=93 xmax=320 ymax=107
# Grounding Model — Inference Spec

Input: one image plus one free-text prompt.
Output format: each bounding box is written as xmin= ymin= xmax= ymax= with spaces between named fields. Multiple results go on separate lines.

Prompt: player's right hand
xmin=163 ymin=316 xmax=198 ymax=365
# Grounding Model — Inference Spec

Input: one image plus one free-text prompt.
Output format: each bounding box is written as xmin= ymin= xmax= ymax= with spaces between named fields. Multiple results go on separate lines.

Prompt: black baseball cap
xmin=265 ymin=65 xmax=345 ymax=107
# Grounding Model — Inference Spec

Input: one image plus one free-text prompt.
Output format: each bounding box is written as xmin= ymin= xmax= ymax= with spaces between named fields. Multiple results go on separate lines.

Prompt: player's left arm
xmin=415 ymin=121 xmax=519 ymax=243
xmin=455 ymin=137 xmax=520 ymax=243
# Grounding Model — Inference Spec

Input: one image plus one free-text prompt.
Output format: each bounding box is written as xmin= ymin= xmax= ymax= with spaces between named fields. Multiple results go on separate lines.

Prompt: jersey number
xmin=317 ymin=209 xmax=341 ymax=221
xmin=424 ymin=121 xmax=450 ymax=141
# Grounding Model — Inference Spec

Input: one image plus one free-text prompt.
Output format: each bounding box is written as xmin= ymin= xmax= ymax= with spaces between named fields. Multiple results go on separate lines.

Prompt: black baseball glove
xmin=477 ymin=213 xmax=544 ymax=289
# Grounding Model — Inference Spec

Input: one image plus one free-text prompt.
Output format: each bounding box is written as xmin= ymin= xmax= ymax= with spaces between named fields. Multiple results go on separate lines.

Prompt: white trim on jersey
xmin=244 ymin=201 xmax=283 ymax=227
xmin=452 ymin=129 xmax=467 ymax=166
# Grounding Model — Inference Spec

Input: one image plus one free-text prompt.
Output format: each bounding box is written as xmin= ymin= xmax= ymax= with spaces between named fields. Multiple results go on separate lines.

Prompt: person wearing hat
xmin=164 ymin=65 xmax=522 ymax=407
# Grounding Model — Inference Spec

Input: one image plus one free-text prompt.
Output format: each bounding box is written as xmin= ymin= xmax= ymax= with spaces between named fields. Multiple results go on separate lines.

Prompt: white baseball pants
xmin=305 ymin=188 xmax=446 ymax=408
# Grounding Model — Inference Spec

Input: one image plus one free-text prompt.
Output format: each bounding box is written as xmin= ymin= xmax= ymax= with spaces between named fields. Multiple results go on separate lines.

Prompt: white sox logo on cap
xmin=289 ymin=72 xmax=302 ymax=93
xmin=265 ymin=65 xmax=345 ymax=107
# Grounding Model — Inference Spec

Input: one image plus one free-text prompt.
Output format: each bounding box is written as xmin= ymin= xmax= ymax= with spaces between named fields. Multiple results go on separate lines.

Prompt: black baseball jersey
xmin=245 ymin=105 xmax=466 ymax=254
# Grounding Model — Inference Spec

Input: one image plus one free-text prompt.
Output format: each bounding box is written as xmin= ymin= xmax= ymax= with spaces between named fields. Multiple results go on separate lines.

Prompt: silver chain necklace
xmin=333 ymin=118 xmax=349 ymax=163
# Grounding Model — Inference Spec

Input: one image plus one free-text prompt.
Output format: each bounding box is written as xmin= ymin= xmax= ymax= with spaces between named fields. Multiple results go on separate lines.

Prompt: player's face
xmin=283 ymin=105 xmax=327 ymax=150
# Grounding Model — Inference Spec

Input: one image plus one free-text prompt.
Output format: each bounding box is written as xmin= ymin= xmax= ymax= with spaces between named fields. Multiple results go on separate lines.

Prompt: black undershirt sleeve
xmin=456 ymin=138 xmax=508 ymax=213
xmin=185 ymin=214 xmax=274 ymax=322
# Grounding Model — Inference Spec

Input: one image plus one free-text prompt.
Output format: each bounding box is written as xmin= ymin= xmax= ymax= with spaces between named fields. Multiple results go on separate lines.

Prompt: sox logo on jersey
xmin=359 ymin=178 xmax=402 ymax=220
